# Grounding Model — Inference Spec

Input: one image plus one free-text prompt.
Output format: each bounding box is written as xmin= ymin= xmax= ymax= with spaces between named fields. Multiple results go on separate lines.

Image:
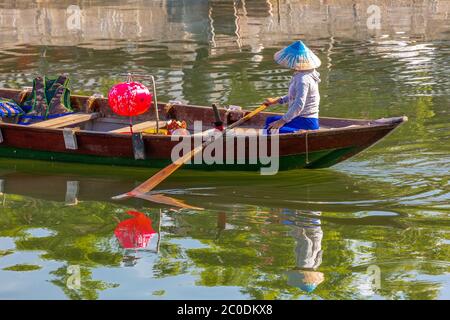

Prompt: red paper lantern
xmin=108 ymin=81 xmax=152 ymax=116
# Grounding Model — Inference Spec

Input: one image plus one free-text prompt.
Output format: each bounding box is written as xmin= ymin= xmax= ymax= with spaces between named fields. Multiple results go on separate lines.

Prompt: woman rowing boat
xmin=264 ymin=40 xmax=321 ymax=133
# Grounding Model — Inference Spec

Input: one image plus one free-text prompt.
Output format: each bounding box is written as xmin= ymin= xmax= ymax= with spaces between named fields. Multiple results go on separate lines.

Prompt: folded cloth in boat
xmin=20 ymin=75 xmax=73 ymax=125
xmin=0 ymin=98 xmax=24 ymax=117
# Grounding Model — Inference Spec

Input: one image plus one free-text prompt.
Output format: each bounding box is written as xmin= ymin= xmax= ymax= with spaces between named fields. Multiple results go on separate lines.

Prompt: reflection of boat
xmin=0 ymin=88 xmax=406 ymax=170
xmin=0 ymin=165 xmax=409 ymax=227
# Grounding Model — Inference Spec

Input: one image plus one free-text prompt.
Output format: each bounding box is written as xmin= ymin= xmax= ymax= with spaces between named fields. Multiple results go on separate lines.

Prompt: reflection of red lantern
xmin=114 ymin=211 xmax=157 ymax=249
xmin=108 ymin=82 xmax=152 ymax=117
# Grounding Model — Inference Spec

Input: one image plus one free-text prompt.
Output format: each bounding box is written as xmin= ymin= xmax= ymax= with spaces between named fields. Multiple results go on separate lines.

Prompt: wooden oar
xmin=112 ymin=99 xmax=276 ymax=202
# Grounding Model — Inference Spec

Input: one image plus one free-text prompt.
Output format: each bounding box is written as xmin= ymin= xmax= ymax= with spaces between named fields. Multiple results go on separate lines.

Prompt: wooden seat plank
xmin=30 ymin=113 xmax=100 ymax=128
xmin=109 ymin=120 xmax=166 ymax=133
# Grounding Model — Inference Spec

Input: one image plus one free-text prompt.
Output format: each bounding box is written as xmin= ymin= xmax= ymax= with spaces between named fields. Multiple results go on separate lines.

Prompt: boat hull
xmin=0 ymin=88 xmax=407 ymax=171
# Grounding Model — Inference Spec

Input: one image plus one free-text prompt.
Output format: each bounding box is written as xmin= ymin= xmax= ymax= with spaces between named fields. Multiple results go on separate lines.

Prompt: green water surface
xmin=0 ymin=0 xmax=448 ymax=300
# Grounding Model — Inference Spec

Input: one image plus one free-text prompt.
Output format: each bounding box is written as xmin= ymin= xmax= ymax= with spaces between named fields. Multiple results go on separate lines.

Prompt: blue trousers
xmin=264 ymin=116 xmax=319 ymax=133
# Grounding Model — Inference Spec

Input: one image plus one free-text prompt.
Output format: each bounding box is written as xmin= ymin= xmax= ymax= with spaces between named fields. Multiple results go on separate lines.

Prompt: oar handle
xmin=226 ymin=97 xmax=280 ymax=131
xmin=224 ymin=103 xmax=268 ymax=132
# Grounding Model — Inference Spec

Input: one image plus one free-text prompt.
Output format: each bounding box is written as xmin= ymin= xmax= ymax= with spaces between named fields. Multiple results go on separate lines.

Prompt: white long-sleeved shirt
xmin=279 ymin=70 xmax=321 ymax=122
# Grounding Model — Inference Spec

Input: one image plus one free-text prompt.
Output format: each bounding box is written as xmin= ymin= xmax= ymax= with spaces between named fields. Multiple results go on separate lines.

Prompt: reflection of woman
xmin=281 ymin=209 xmax=325 ymax=293
xmin=265 ymin=41 xmax=321 ymax=133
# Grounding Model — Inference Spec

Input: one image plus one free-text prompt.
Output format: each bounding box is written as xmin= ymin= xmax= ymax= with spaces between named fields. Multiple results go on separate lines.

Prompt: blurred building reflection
xmin=0 ymin=1 xmax=448 ymax=105
xmin=0 ymin=0 xmax=448 ymax=51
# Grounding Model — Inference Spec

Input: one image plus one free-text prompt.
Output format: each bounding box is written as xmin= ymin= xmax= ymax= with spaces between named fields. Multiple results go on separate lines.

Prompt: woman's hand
xmin=268 ymin=118 xmax=286 ymax=131
xmin=264 ymin=97 xmax=281 ymax=106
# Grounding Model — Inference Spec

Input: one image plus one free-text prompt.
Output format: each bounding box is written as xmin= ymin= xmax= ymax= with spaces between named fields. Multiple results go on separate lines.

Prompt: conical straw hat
xmin=274 ymin=41 xmax=321 ymax=71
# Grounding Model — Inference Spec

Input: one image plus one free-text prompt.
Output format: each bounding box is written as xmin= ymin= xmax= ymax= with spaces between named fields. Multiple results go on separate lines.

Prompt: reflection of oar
xmin=112 ymin=99 xmax=275 ymax=202
xmin=137 ymin=193 xmax=203 ymax=210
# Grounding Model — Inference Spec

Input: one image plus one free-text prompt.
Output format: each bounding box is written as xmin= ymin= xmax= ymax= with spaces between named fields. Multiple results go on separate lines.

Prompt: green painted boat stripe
xmin=0 ymin=146 xmax=357 ymax=170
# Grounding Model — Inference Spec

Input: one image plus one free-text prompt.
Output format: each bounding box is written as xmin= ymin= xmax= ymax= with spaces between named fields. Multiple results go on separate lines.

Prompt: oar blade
xmin=111 ymin=193 xmax=132 ymax=201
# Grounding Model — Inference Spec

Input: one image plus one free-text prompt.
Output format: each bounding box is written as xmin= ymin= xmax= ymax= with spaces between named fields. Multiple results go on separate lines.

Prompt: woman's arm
xmin=282 ymin=78 xmax=309 ymax=123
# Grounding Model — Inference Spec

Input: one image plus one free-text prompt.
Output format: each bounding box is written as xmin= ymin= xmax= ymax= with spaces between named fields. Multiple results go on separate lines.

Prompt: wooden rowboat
xmin=0 ymin=88 xmax=407 ymax=171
